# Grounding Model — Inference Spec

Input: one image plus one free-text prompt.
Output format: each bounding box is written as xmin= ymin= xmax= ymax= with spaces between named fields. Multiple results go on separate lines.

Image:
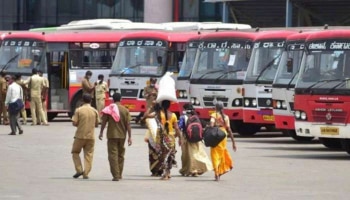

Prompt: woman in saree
xmin=155 ymin=100 xmax=182 ymax=180
xmin=209 ymin=101 xmax=237 ymax=181
xmin=178 ymin=103 xmax=212 ymax=177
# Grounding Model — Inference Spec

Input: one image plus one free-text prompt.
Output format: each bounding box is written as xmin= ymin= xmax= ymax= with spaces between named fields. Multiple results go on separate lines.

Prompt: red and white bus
xmin=188 ymin=31 xmax=257 ymax=135
xmin=108 ymin=30 xmax=199 ymax=117
xmin=242 ymin=30 xmax=296 ymax=135
xmin=272 ymin=31 xmax=315 ymax=141
xmin=294 ymin=29 xmax=350 ymax=153
xmin=0 ymin=30 xmax=127 ymax=120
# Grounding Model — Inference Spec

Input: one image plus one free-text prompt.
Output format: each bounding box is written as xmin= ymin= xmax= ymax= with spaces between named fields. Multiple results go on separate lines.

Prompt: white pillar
xmin=144 ymin=0 xmax=173 ymax=23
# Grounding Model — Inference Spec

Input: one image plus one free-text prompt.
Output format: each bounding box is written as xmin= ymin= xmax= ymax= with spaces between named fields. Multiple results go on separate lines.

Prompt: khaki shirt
xmin=72 ymin=103 xmax=99 ymax=139
xmin=95 ymin=81 xmax=108 ymax=100
xmin=82 ymin=77 xmax=94 ymax=97
xmin=15 ymin=79 xmax=27 ymax=101
xmin=26 ymin=74 xmax=44 ymax=98
xmin=42 ymin=77 xmax=49 ymax=89
xmin=102 ymin=103 xmax=131 ymax=139
xmin=0 ymin=77 xmax=7 ymax=100
xmin=144 ymin=85 xmax=157 ymax=109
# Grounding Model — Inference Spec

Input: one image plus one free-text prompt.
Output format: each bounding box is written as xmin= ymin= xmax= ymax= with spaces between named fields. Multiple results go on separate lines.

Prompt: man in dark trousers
xmin=71 ymin=93 xmax=99 ymax=179
xmin=99 ymin=92 xmax=132 ymax=181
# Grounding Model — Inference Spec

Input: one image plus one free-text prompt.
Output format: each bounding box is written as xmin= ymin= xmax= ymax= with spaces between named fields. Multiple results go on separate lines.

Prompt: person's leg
xmin=37 ymin=99 xmax=48 ymax=125
xmin=30 ymin=98 xmax=37 ymax=125
xmin=15 ymin=113 xmax=23 ymax=134
xmin=20 ymin=107 xmax=27 ymax=125
xmin=71 ymin=139 xmax=84 ymax=178
xmin=9 ymin=113 xmax=16 ymax=134
xmin=82 ymin=139 xmax=95 ymax=179
xmin=2 ymin=101 xmax=9 ymax=125
xmin=108 ymin=139 xmax=119 ymax=180
xmin=117 ymin=138 xmax=126 ymax=179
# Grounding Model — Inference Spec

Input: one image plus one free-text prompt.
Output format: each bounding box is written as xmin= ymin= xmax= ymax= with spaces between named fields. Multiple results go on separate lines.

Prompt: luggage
xmin=184 ymin=115 xmax=203 ymax=143
xmin=156 ymin=72 xmax=177 ymax=103
xmin=203 ymin=126 xmax=226 ymax=147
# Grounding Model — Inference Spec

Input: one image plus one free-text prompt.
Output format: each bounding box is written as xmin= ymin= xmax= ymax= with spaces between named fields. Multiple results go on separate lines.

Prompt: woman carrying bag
xmin=209 ymin=101 xmax=237 ymax=181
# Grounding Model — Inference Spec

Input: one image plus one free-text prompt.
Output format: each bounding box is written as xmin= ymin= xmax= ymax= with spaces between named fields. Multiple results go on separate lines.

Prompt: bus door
xmin=46 ymin=43 xmax=70 ymax=112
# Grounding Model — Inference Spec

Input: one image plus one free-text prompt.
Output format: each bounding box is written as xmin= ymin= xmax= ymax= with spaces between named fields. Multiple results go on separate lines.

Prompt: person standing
xmin=178 ymin=103 xmax=212 ymax=177
xmin=71 ymin=93 xmax=99 ymax=179
xmin=37 ymin=70 xmax=49 ymax=123
xmin=14 ymin=74 xmax=27 ymax=125
xmin=81 ymin=70 xmax=95 ymax=107
xmin=99 ymin=92 xmax=132 ymax=181
xmin=209 ymin=101 xmax=237 ymax=181
xmin=5 ymin=75 xmax=23 ymax=135
xmin=94 ymin=74 xmax=108 ymax=121
xmin=136 ymin=77 xmax=157 ymax=125
xmin=25 ymin=68 xmax=49 ymax=126
xmin=0 ymin=71 xmax=9 ymax=125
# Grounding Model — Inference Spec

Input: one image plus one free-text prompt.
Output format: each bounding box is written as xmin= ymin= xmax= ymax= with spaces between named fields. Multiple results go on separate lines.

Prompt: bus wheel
xmin=68 ymin=93 xmax=83 ymax=118
xmin=319 ymin=138 xmax=342 ymax=149
xmin=47 ymin=113 xmax=58 ymax=122
xmin=340 ymin=139 xmax=350 ymax=155
xmin=283 ymin=130 xmax=314 ymax=142
xmin=231 ymin=120 xmax=260 ymax=136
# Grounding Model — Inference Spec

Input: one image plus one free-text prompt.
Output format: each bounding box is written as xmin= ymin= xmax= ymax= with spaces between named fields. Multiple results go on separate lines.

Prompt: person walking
xmin=81 ymin=70 xmax=95 ymax=107
xmin=37 ymin=70 xmax=49 ymax=123
xmin=178 ymin=103 xmax=212 ymax=177
xmin=99 ymin=92 xmax=132 ymax=181
xmin=25 ymin=68 xmax=49 ymax=126
xmin=4 ymin=75 xmax=24 ymax=135
xmin=209 ymin=101 xmax=237 ymax=181
xmin=14 ymin=74 xmax=27 ymax=125
xmin=94 ymin=74 xmax=108 ymax=121
xmin=0 ymin=71 xmax=9 ymax=125
xmin=71 ymin=93 xmax=99 ymax=179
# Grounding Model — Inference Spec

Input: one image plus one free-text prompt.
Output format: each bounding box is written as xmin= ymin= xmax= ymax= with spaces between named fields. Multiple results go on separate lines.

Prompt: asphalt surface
xmin=0 ymin=115 xmax=349 ymax=200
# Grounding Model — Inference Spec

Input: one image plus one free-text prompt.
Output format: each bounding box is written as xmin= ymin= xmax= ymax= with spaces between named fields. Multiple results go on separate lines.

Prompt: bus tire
xmin=231 ymin=120 xmax=260 ymax=137
xmin=68 ymin=92 xmax=83 ymax=119
xmin=283 ymin=130 xmax=314 ymax=142
xmin=47 ymin=113 xmax=58 ymax=122
xmin=340 ymin=139 xmax=350 ymax=155
xmin=319 ymin=138 xmax=342 ymax=149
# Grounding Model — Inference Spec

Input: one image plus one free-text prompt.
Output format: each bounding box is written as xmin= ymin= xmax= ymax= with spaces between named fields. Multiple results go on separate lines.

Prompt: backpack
xmin=184 ymin=115 xmax=203 ymax=143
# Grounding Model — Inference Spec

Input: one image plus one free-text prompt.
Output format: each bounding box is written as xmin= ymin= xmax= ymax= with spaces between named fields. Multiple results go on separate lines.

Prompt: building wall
xmin=144 ymin=0 xmax=172 ymax=23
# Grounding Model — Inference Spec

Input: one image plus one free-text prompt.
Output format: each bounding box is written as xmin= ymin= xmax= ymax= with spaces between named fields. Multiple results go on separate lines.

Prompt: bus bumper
xmin=295 ymin=121 xmax=350 ymax=138
xmin=274 ymin=115 xmax=295 ymax=130
xmin=243 ymin=108 xmax=275 ymax=124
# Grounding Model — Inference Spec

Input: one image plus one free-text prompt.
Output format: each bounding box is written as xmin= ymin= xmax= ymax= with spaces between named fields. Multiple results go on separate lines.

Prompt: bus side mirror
xmin=287 ymin=58 xmax=293 ymax=73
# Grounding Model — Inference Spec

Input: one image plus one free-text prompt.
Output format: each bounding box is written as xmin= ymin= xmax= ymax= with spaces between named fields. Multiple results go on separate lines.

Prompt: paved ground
xmin=0 ymin=116 xmax=349 ymax=200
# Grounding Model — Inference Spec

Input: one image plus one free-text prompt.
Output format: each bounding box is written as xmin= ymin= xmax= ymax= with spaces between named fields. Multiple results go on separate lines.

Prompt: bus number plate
xmin=124 ymin=104 xmax=135 ymax=110
xmin=320 ymin=127 xmax=339 ymax=135
xmin=263 ymin=115 xmax=275 ymax=121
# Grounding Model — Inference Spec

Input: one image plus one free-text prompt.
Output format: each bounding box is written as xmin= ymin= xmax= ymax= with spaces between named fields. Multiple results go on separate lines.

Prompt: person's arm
xmin=99 ymin=114 xmax=108 ymax=140
xmin=126 ymin=112 xmax=132 ymax=146
xmin=225 ymin=115 xmax=237 ymax=152
xmin=173 ymin=114 xmax=182 ymax=146
xmin=4 ymin=85 xmax=12 ymax=107
xmin=209 ymin=115 xmax=215 ymax=127
xmin=71 ymin=109 xmax=79 ymax=127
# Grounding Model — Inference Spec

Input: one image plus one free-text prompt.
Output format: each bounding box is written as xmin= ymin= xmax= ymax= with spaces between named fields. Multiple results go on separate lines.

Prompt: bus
xmin=0 ymin=30 xmax=128 ymax=120
xmin=188 ymin=31 xmax=257 ymax=135
xmin=108 ymin=30 xmax=199 ymax=119
xmin=242 ymin=30 xmax=296 ymax=135
xmin=272 ymin=31 xmax=315 ymax=142
xmin=294 ymin=29 xmax=350 ymax=153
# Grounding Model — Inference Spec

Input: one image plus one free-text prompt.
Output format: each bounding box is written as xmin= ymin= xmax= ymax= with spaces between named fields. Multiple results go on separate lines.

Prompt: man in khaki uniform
xmin=37 ymin=70 xmax=49 ymax=123
xmin=99 ymin=92 xmax=132 ymax=181
xmin=15 ymin=74 xmax=28 ymax=125
xmin=0 ymin=71 xmax=9 ymax=125
xmin=71 ymin=93 xmax=99 ymax=179
xmin=95 ymin=74 xmax=108 ymax=121
xmin=81 ymin=70 xmax=95 ymax=107
xmin=24 ymin=68 xmax=48 ymax=126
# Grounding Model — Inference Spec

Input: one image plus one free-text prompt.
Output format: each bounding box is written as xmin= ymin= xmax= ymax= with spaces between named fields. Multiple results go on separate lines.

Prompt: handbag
xmin=8 ymin=98 xmax=24 ymax=115
xmin=203 ymin=126 xmax=226 ymax=147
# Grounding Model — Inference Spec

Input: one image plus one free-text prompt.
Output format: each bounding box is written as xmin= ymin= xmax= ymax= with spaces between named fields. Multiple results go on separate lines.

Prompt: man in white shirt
xmin=5 ymin=75 xmax=23 ymax=135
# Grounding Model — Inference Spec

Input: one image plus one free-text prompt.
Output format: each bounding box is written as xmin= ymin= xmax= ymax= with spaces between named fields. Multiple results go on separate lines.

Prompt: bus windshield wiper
xmin=119 ymin=64 xmax=141 ymax=76
xmin=286 ymin=71 xmax=299 ymax=90
xmin=304 ymin=78 xmax=342 ymax=93
xmin=255 ymin=54 xmax=281 ymax=84
xmin=0 ymin=54 xmax=19 ymax=72
xmin=196 ymin=69 xmax=223 ymax=80
xmin=214 ymin=69 xmax=241 ymax=82
xmin=327 ymin=78 xmax=350 ymax=94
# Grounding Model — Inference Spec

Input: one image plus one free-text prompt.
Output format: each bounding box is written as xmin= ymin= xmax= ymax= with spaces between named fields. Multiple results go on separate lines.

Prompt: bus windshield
xmin=0 ymin=40 xmax=45 ymax=74
xmin=69 ymin=42 xmax=117 ymax=69
xmin=110 ymin=45 xmax=167 ymax=76
xmin=274 ymin=44 xmax=304 ymax=86
xmin=245 ymin=41 xmax=285 ymax=83
xmin=178 ymin=46 xmax=197 ymax=78
xmin=296 ymin=50 xmax=350 ymax=89
xmin=191 ymin=40 xmax=250 ymax=81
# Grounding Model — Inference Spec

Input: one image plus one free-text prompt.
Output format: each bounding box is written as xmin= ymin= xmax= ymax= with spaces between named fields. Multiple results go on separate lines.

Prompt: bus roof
xmin=64 ymin=18 xmax=132 ymax=26
xmin=120 ymin=30 xmax=200 ymax=43
xmin=199 ymin=31 xmax=257 ymax=40
xmin=57 ymin=22 xmax=165 ymax=31
xmin=306 ymin=29 xmax=350 ymax=41
xmin=253 ymin=30 xmax=297 ymax=41
xmin=286 ymin=31 xmax=315 ymax=42
xmin=3 ymin=31 xmax=129 ymax=42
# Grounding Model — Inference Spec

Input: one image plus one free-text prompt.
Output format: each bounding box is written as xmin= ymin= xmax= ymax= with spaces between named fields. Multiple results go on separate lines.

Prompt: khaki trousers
xmin=107 ymin=138 xmax=126 ymax=179
xmin=71 ymin=138 xmax=95 ymax=177
xmin=36 ymin=100 xmax=47 ymax=123
xmin=0 ymin=100 xmax=8 ymax=124
xmin=30 ymin=96 xmax=47 ymax=125
xmin=96 ymin=98 xmax=105 ymax=120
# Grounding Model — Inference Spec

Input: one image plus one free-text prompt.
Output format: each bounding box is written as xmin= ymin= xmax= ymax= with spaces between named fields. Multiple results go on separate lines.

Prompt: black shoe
xmin=19 ymin=130 xmax=23 ymax=135
xmin=112 ymin=177 xmax=119 ymax=181
xmin=83 ymin=176 xmax=89 ymax=179
xmin=8 ymin=132 xmax=16 ymax=135
xmin=73 ymin=172 xmax=83 ymax=178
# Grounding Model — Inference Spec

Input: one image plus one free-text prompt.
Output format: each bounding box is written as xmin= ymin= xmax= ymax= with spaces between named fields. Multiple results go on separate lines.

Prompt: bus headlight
xmin=179 ymin=91 xmax=184 ymax=98
xmin=195 ymin=99 xmax=200 ymax=105
xmin=177 ymin=90 xmax=188 ymax=99
xmin=252 ymin=99 xmax=257 ymax=106
xmin=295 ymin=110 xmax=301 ymax=119
xmin=109 ymin=89 xmax=115 ymax=97
xmin=234 ymin=99 xmax=240 ymax=106
xmin=244 ymin=99 xmax=250 ymax=106
xmin=282 ymin=101 xmax=287 ymax=109
xmin=301 ymin=112 xmax=307 ymax=120
xmin=191 ymin=97 xmax=195 ymax=104
xmin=276 ymin=101 xmax=281 ymax=109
